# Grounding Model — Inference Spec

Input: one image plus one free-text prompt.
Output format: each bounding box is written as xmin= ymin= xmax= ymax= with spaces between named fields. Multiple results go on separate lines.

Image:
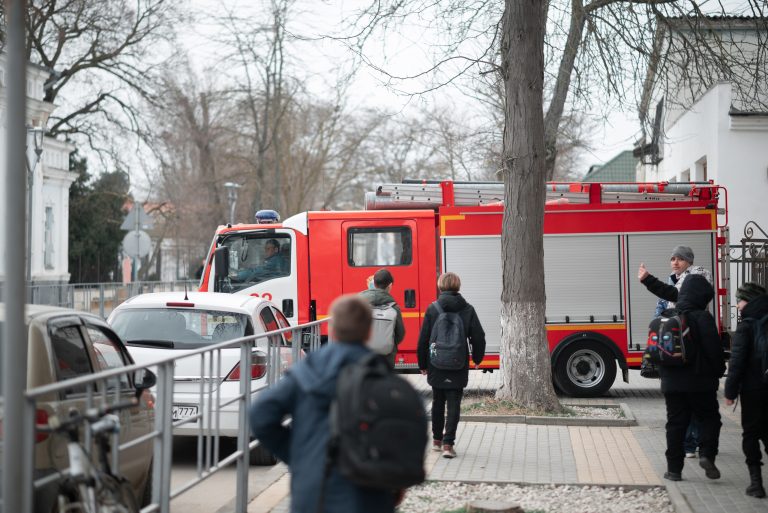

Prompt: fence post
xmin=99 ymin=283 xmax=105 ymax=318
xmin=235 ymin=339 xmax=253 ymax=513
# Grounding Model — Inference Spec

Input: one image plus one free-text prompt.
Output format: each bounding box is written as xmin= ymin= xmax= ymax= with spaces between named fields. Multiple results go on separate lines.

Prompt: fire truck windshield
xmin=220 ymin=233 xmax=291 ymax=292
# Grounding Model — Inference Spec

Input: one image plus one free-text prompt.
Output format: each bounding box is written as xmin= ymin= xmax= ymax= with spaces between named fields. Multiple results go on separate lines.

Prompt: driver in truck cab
xmin=235 ymin=238 xmax=283 ymax=282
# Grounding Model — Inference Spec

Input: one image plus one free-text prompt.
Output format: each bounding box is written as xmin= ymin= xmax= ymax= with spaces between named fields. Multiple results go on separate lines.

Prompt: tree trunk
xmin=497 ymin=0 xmax=561 ymax=412
xmin=543 ymin=0 xmax=585 ymax=181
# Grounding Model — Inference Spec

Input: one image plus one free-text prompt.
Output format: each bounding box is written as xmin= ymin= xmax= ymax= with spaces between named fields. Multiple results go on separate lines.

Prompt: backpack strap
xmin=432 ymin=301 xmax=444 ymax=315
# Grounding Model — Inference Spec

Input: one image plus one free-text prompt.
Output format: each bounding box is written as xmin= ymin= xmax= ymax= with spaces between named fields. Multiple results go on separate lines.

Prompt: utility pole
xmin=3 ymin=1 xmax=33 ymax=512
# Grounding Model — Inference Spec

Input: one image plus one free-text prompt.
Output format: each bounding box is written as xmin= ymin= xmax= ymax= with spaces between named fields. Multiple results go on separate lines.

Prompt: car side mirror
xmin=133 ymin=368 xmax=157 ymax=398
xmin=214 ymin=246 xmax=230 ymax=292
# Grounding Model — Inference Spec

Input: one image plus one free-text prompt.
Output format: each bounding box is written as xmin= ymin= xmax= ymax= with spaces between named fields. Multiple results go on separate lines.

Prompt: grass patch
xmin=462 ymin=398 xmax=575 ymax=417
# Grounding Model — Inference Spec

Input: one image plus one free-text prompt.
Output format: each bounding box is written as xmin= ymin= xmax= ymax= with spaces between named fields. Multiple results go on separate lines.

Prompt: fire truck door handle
xmin=404 ymin=290 xmax=416 ymax=308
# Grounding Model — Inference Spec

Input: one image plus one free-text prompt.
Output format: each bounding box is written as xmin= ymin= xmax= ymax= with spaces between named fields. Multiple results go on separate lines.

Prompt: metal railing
xmin=0 ymin=280 xmax=198 ymax=318
xmin=22 ymin=318 xmax=326 ymax=513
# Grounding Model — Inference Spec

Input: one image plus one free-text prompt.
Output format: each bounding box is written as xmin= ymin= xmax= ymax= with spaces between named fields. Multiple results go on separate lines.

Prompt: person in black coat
xmin=417 ymin=272 xmax=485 ymax=459
xmin=724 ymin=282 xmax=768 ymax=498
xmin=658 ymin=274 xmax=726 ymax=482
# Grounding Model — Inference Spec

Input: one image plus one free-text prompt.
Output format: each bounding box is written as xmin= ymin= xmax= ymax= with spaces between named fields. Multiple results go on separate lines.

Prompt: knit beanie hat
xmin=736 ymin=282 xmax=766 ymax=303
xmin=670 ymin=245 xmax=694 ymax=264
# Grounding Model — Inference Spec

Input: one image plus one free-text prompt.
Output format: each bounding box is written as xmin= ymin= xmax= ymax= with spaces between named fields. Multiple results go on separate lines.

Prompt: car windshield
xmin=220 ymin=233 xmax=291 ymax=292
xmin=110 ymin=308 xmax=251 ymax=349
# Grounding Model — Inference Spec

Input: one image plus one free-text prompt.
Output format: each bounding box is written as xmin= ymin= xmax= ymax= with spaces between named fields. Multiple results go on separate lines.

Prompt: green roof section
xmin=584 ymin=150 xmax=638 ymax=182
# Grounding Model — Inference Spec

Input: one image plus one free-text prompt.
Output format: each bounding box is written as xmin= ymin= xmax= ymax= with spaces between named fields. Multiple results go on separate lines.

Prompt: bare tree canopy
xmin=342 ymin=0 xmax=767 ymax=179
xmin=0 ymin=0 xmax=182 ymax=153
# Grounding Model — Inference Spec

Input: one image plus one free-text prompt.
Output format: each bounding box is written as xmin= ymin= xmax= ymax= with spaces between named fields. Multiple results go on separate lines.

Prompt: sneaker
xmin=432 ymin=440 xmax=443 ymax=452
xmin=664 ymin=471 xmax=682 ymax=481
xmin=442 ymin=445 xmax=456 ymax=459
xmin=699 ymin=457 xmax=721 ymax=479
xmin=685 ymin=452 xmax=697 ymax=458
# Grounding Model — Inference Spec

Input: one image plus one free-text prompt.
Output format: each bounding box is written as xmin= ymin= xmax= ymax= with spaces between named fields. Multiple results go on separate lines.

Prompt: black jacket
xmin=658 ymin=274 xmax=726 ymax=393
xmin=724 ymin=294 xmax=768 ymax=400
xmin=417 ymin=291 xmax=486 ymax=389
xmin=641 ymin=273 xmax=680 ymax=303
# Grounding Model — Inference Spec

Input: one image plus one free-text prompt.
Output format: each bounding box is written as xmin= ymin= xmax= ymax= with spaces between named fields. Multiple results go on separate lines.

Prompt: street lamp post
xmin=25 ymin=126 xmax=45 ymax=284
xmin=224 ymin=182 xmax=242 ymax=225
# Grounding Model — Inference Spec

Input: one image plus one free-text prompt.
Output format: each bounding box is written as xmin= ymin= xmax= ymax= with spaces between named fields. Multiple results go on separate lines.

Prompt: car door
xmin=83 ymin=321 xmax=153 ymax=489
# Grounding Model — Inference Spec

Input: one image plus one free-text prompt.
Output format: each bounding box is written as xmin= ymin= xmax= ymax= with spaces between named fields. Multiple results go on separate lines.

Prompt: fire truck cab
xmin=200 ymin=180 xmax=729 ymax=397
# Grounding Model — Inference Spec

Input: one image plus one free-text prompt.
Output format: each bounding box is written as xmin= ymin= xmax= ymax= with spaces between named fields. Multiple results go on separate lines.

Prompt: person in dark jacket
xmin=359 ymin=268 xmax=405 ymax=366
xmin=658 ymin=274 xmax=726 ymax=482
xmin=417 ymin=272 xmax=485 ymax=459
xmin=638 ymin=246 xmax=712 ymax=458
xmin=250 ymin=295 xmax=399 ymax=513
xmin=724 ymin=282 xmax=768 ymax=498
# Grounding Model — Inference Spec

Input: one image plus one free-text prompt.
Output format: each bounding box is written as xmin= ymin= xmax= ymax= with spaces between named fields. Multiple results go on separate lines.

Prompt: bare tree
xmin=342 ymin=0 xmax=766 ymax=411
xmin=5 ymin=0 xmax=182 ymax=155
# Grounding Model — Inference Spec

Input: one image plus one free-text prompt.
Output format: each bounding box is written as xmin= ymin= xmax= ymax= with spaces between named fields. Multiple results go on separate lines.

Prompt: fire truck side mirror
xmin=214 ymin=246 xmax=230 ymax=292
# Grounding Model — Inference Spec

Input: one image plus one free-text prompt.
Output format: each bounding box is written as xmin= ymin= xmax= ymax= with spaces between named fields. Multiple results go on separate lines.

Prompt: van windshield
xmin=110 ymin=308 xmax=252 ymax=349
xmin=219 ymin=233 xmax=291 ymax=292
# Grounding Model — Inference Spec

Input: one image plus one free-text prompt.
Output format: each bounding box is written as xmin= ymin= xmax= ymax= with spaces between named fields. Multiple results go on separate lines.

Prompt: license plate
xmin=172 ymin=405 xmax=198 ymax=422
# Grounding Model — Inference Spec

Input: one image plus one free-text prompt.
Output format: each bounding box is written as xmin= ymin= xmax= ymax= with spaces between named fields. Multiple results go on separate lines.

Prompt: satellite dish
xmin=122 ymin=230 xmax=152 ymax=258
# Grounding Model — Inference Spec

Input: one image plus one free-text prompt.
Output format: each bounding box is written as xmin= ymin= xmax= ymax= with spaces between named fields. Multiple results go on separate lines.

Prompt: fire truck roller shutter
xmin=625 ymin=232 xmax=716 ymax=350
xmin=542 ymin=235 xmax=622 ymax=323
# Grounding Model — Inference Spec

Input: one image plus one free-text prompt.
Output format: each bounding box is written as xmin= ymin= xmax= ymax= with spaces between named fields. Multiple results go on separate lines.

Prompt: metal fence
xmin=0 ymin=280 xmax=198 ymax=319
xmin=22 ymin=319 xmax=326 ymax=513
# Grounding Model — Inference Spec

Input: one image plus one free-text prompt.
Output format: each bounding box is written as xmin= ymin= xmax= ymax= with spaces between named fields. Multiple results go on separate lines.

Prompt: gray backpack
xmin=429 ymin=302 xmax=467 ymax=370
xmin=369 ymin=302 xmax=398 ymax=355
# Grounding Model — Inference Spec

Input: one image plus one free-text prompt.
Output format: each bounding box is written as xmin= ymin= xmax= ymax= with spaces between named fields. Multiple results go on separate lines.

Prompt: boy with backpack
xmin=250 ymin=295 xmax=426 ymax=513
xmin=724 ymin=282 xmax=768 ymax=498
xmin=417 ymin=272 xmax=486 ymax=459
xmin=359 ymin=268 xmax=405 ymax=366
xmin=649 ymin=274 xmax=725 ymax=482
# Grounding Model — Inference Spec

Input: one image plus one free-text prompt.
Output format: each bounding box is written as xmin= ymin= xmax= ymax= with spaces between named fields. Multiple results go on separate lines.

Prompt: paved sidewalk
xmin=246 ymin=370 xmax=766 ymax=512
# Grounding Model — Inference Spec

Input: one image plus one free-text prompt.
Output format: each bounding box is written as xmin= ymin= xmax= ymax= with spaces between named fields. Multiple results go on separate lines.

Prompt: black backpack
xmin=328 ymin=353 xmax=427 ymax=490
xmin=751 ymin=313 xmax=768 ymax=383
xmin=644 ymin=309 xmax=694 ymax=367
xmin=428 ymin=302 xmax=467 ymax=370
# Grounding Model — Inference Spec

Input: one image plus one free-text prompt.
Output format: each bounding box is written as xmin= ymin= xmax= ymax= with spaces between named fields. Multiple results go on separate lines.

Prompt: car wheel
xmin=249 ymin=441 xmax=277 ymax=466
xmin=554 ymin=341 xmax=616 ymax=398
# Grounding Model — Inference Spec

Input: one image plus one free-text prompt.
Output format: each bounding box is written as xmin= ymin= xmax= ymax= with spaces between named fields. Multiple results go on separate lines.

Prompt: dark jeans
xmin=432 ymin=388 xmax=463 ymax=446
xmin=684 ymin=419 xmax=700 ymax=453
xmin=740 ymin=390 xmax=768 ymax=466
xmin=664 ymin=391 xmax=722 ymax=474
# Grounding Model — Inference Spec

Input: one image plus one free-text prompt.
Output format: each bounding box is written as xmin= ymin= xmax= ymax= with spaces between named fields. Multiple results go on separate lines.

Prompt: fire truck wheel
xmin=553 ymin=341 xmax=616 ymax=398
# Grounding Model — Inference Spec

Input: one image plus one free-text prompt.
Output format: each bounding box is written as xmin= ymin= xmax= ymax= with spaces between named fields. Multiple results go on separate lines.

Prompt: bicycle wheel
xmin=96 ymin=474 xmax=139 ymax=513
xmin=54 ymin=478 xmax=90 ymax=513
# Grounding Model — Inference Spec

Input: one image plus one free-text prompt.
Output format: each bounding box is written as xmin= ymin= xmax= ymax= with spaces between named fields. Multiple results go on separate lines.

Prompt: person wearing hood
xmin=417 ymin=272 xmax=486 ymax=459
xmin=724 ymin=282 xmax=768 ymax=498
xmin=657 ymin=274 xmax=726 ymax=482
xmin=249 ymin=295 xmax=399 ymax=513
xmin=638 ymin=245 xmax=712 ymax=458
xmin=359 ymin=268 xmax=405 ymax=366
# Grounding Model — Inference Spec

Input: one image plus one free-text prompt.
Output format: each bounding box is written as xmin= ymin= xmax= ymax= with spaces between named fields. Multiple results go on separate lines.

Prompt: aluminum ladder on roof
xmin=365 ymin=181 xmax=715 ymax=210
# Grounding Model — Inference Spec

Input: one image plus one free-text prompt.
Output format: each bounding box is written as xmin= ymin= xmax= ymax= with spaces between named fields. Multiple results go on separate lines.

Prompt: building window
xmin=44 ymin=206 xmax=54 ymax=269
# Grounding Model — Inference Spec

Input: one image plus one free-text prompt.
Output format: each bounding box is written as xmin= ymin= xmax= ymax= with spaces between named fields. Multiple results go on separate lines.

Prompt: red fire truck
xmin=199 ymin=181 xmax=730 ymax=397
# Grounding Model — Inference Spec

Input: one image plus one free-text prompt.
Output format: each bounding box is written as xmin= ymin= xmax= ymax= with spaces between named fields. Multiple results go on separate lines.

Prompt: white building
xmin=0 ymin=54 xmax=77 ymax=286
xmin=640 ymin=82 xmax=768 ymax=246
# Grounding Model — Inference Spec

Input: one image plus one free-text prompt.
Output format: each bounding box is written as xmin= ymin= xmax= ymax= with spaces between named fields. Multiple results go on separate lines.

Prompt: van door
xmin=341 ymin=221 xmax=420 ymax=349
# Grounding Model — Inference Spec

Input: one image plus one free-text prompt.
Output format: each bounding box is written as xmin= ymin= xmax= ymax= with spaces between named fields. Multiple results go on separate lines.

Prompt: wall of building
xmin=0 ymin=55 xmax=77 ymax=285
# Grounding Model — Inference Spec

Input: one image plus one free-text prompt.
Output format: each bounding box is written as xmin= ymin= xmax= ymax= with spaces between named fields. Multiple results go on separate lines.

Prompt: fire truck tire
xmin=553 ymin=341 xmax=616 ymax=398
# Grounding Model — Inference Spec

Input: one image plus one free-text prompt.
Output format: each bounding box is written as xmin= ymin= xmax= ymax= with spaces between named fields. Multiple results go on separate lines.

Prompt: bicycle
xmin=41 ymin=399 xmax=143 ymax=513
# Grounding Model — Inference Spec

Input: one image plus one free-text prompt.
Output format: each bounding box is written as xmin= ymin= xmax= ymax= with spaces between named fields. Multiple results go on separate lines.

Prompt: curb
xmin=460 ymin=402 xmax=637 ymax=427
xmin=664 ymin=482 xmax=695 ymax=513
xmin=424 ymin=477 xmax=664 ymax=491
